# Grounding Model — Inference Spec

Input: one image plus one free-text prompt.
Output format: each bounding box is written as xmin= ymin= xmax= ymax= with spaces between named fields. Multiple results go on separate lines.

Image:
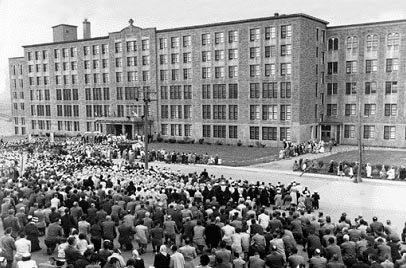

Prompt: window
xmin=171 ymin=53 xmax=179 ymax=64
xmin=228 ymin=30 xmax=238 ymax=43
xmin=265 ymin=64 xmax=276 ymax=76
xmin=346 ymin=61 xmax=357 ymax=74
xmin=347 ymin=36 xmax=358 ymax=49
xmin=250 ymin=65 xmax=260 ymax=77
xmin=280 ymin=63 xmax=291 ymax=76
xmin=115 ymin=58 xmax=122 ymax=68
xmin=280 ymin=105 xmax=291 ymax=121
xmin=202 ymin=51 xmax=211 ymax=62
xmin=202 ymin=34 xmax=211 ymax=45
xmin=250 ymin=83 xmax=260 ymax=98
xmin=327 ymin=83 xmax=338 ymax=95
xmin=86 ymin=88 xmax=92 ymax=100
xmin=262 ymin=105 xmax=278 ymax=120
xmin=170 ymin=105 xmax=182 ymax=119
xmin=229 ymin=84 xmax=238 ymax=99
xmin=116 ymin=72 xmax=122 ymax=82
xmin=346 ymin=82 xmax=357 ymax=95
xmin=142 ymin=71 xmax=150 ymax=81
xmin=384 ymin=126 xmax=396 ymax=140
xmin=141 ymin=39 xmax=149 ymax=50
xmin=211 ymin=84 xmax=226 ymax=99
xmin=102 ymin=73 xmax=109 ymax=83
xmin=263 ymin=82 xmax=277 ymax=98
xmin=365 ymin=82 xmax=377 ymax=95
xmin=215 ymin=32 xmax=224 ymax=44
xmin=250 ymin=126 xmax=259 ymax=140
xmin=202 ymin=67 xmax=211 ymax=79
xmin=264 ymin=46 xmax=276 ymax=58
xmin=387 ymin=33 xmax=400 ymax=50
xmin=213 ymin=105 xmax=226 ymax=120
xmin=183 ymin=35 xmax=192 ymax=47
xmin=229 ymin=66 xmax=238 ymax=78
xmin=160 ymin=70 xmax=168 ymax=81
xmin=72 ymin=88 xmax=79 ymax=100
xmin=184 ymin=124 xmax=192 ymax=136
xmin=327 ymin=104 xmax=337 ymax=116
xmin=127 ymin=56 xmax=137 ymax=67
xmin=345 ymin=104 xmax=356 ymax=116
xmin=344 ymin=125 xmax=356 ymax=139
xmin=366 ymin=34 xmax=378 ymax=51
xmin=161 ymin=105 xmax=169 ymax=119
xmin=183 ymin=52 xmax=192 ymax=63
xmin=202 ymin=125 xmax=211 ymax=137
xmin=327 ymin=62 xmax=338 ymax=74
xmin=229 ymin=105 xmax=238 ymax=120
xmin=202 ymin=84 xmax=211 ymax=99
xmin=170 ymin=124 xmax=182 ymax=136
xmin=250 ymin=47 xmax=260 ymax=59
xmin=101 ymin=44 xmax=108 ymax=54
xmin=386 ymin=58 xmax=399 ymax=72
xmin=126 ymin=41 xmax=136 ymax=52
xmin=115 ymin=42 xmax=122 ymax=53
xmin=328 ymin=38 xmax=339 ymax=51
xmin=214 ymin=50 xmax=225 ymax=61
xmin=214 ymin=67 xmax=225 ymax=78
xmin=103 ymin=88 xmax=109 ymax=100
xmin=202 ymin=105 xmax=211 ymax=119
xmin=92 ymin=88 xmax=102 ymax=100
xmin=229 ymin=126 xmax=238 ymax=139
xmin=159 ymin=38 xmax=168 ymax=49
xmin=43 ymin=50 xmax=49 ymax=59
xmin=364 ymin=104 xmax=376 ymax=116
xmin=160 ymin=86 xmax=168 ymax=100
xmin=184 ymin=105 xmax=192 ymax=119
xmin=171 ymin=37 xmax=180 ymax=48
xmin=250 ymin=105 xmax=260 ymax=120
xmin=384 ymin=104 xmax=397 ymax=116
xmin=171 ymin=69 xmax=179 ymax=81
xmin=281 ymin=25 xmax=292 ymax=39
xmin=262 ymin=127 xmax=277 ymax=140
xmin=363 ymin=125 xmax=375 ymax=139
xmin=183 ymin=85 xmax=192 ymax=99
xmin=160 ymin=124 xmax=168 ymax=136
xmin=280 ymin=127 xmax=291 ymax=141
xmin=93 ymin=60 xmax=99 ymax=69
xmin=280 ymin=45 xmax=292 ymax=56
xmin=250 ymin=28 xmax=260 ymax=41
xmin=142 ymin=56 xmax=150 ymax=65
xmin=183 ymin=68 xmax=191 ymax=80
xmin=169 ymin=85 xmax=182 ymax=99
xmin=365 ymin=60 xmax=378 ymax=73
xmin=385 ymin=81 xmax=398 ymax=94
xmin=280 ymin=82 xmax=291 ymax=98
xmin=213 ymin=125 xmax=226 ymax=138
xmin=124 ymin=87 xmax=139 ymax=100
xmin=265 ymin=27 xmax=276 ymax=40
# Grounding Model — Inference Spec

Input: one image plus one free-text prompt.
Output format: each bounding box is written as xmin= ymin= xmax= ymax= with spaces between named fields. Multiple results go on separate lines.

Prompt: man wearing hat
xmin=265 ymin=245 xmax=285 ymax=268
xmin=24 ymin=216 xmax=41 ymax=252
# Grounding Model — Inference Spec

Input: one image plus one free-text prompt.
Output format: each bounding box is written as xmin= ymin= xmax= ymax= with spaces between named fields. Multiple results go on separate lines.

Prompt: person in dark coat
xmin=204 ymin=219 xmax=222 ymax=250
xmin=24 ymin=216 xmax=41 ymax=252
xmin=64 ymin=236 xmax=82 ymax=267
xmin=60 ymin=208 xmax=76 ymax=238
xmin=118 ymin=222 xmax=135 ymax=251
xmin=3 ymin=209 xmax=21 ymax=239
xmin=154 ymin=245 xmax=170 ymax=268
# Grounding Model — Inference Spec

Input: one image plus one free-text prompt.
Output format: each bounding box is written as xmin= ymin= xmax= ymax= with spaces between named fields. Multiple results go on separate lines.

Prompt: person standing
xmin=170 ymin=245 xmax=185 ymax=268
xmin=154 ymin=245 xmax=171 ymax=268
xmin=0 ymin=227 xmax=16 ymax=268
xmin=15 ymin=232 xmax=31 ymax=262
xmin=44 ymin=219 xmax=63 ymax=255
xmin=24 ymin=216 xmax=41 ymax=252
xmin=179 ymin=238 xmax=197 ymax=268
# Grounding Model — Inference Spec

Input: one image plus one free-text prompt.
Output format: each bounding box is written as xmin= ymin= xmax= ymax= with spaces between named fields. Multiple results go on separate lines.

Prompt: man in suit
xmin=309 ymin=248 xmax=327 ymax=268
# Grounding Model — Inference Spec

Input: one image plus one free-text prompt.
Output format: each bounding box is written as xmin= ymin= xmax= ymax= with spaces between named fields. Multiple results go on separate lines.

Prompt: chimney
xmin=83 ymin=19 xmax=91 ymax=39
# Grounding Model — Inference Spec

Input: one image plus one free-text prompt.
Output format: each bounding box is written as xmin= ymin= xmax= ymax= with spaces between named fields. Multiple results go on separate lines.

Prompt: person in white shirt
xmin=221 ymin=221 xmax=236 ymax=246
xmin=258 ymin=209 xmax=270 ymax=230
xmin=50 ymin=195 xmax=60 ymax=209
xmin=15 ymin=233 xmax=31 ymax=262
xmin=16 ymin=253 xmax=37 ymax=268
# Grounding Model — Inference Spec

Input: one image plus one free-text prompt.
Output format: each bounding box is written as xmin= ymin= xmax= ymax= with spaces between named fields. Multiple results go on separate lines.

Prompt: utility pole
xmin=355 ymin=97 xmax=363 ymax=183
xmin=142 ymin=86 xmax=150 ymax=170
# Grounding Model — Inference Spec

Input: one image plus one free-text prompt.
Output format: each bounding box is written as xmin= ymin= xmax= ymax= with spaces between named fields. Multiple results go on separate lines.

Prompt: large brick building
xmin=8 ymin=13 xmax=406 ymax=147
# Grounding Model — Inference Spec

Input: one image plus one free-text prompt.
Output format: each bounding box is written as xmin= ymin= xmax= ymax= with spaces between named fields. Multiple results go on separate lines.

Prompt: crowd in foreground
xmin=0 ymin=138 xmax=403 ymax=268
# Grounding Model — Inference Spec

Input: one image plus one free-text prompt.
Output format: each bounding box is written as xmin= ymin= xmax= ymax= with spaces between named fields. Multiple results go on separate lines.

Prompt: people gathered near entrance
xmin=0 ymin=137 xmax=404 ymax=268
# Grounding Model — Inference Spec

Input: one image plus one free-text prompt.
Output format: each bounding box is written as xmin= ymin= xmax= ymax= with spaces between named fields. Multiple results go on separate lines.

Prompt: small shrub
xmin=198 ymin=138 xmax=204 ymax=144
xmin=169 ymin=138 xmax=176 ymax=143
xmin=237 ymin=140 xmax=243 ymax=146
xmin=215 ymin=141 xmax=223 ymax=145
xmin=205 ymin=142 xmax=212 ymax=145
xmin=248 ymin=144 xmax=254 ymax=148
xmin=157 ymin=136 xmax=163 ymax=142
xmin=318 ymin=161 xmax=324 ymax=169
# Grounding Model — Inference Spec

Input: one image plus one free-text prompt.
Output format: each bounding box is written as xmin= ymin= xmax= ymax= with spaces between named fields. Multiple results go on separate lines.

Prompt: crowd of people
xmin=281 ymin=140 xmax=333 ymax=160
xmin=150 ymin=150 xmax=221 ymax=165
xmin=0 ymin=137 xmax=404 ymax=268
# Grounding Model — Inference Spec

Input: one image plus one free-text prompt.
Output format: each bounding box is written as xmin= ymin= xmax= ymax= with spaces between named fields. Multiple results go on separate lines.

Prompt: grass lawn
xmin=314 ymin=149 xmax=406 ymax=167
xmin=148 ymin=142 xmax=281 ymax=166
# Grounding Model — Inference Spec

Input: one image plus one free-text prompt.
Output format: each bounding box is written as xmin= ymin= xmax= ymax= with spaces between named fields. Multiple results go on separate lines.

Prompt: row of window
xmin=85 ymin=88 xmax=110 ymax=101
xmin=161 ymin=124 xmax=192 ymax=137
xmin=344 ymin=125 xmax=399 ymax=140
xmin=327 ymin=58 xmax=399 ymax=74
xmin=327 ymin=33 xmax=400 ymax=51
xmin=327 ymin=81 xmax=398 ymax=95
xmin=12 ymin=103 xmax=25 ymax=111
xmin=30 ymin=105 xmax=51 ymax=117
xmin=13 ymin=117 xmax=25 ymax=125
xmin=160 ymin=85 xmax=192 ymax=100
xmin=31 ymin=120 xmax=53 ymax=131
xmin=55 ymin=88 xmax=79 ymax=101
xmin=161 ymin=105 xmax=192 ymax=119
xmin=197 ymin=125 xmax=291 ymax=140
xmin=327 ymin=103 xmax=398 ymax=117
xmin=249 ymin=105 xmax=291 ymax=121
xmin=14 ymin=127 xmax=26 ymax=135
xmin=249 ymin=82 xmax=292 ymax=98
xmin=29 ymin=89 xmax=50 ymax=101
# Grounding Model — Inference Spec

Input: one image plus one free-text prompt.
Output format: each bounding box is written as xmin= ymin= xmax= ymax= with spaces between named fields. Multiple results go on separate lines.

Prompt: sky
xmin=0 ymin=0 xmax=405 ymax=110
